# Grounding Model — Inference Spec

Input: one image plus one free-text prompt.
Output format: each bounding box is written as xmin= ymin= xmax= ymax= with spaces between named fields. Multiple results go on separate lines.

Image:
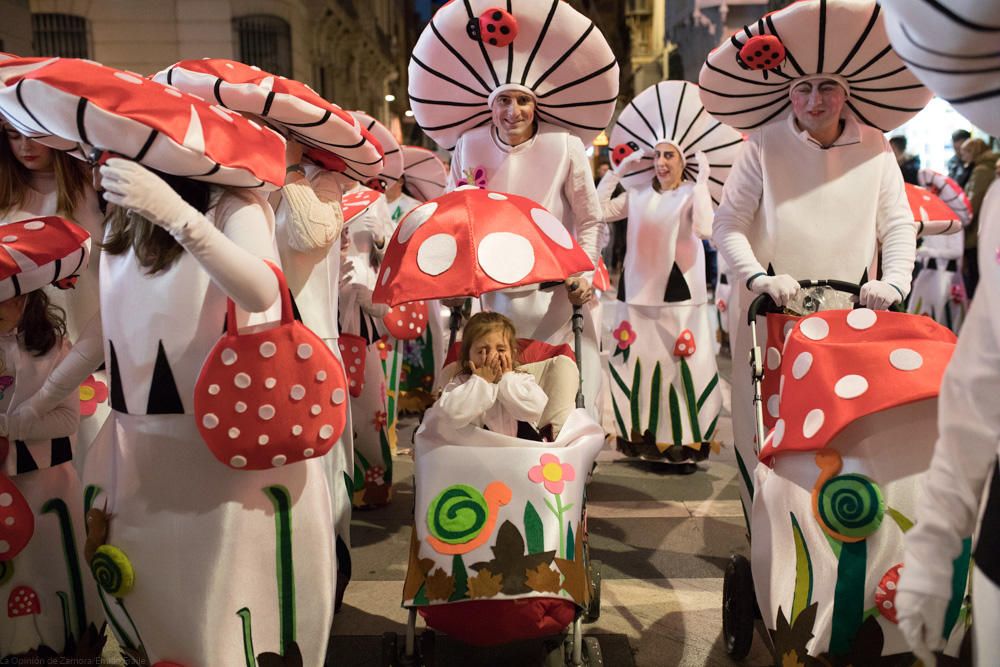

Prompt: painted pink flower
xmin=612 ymin=321 xmax=636 ymax=351
xmin=79 ymin=375 xmax=109 ymax=417
xmin=528 ymin=453 xmax=576 ymax=495
xmin=373 ymin=411 xmax=388 ymax=432
xmin=456 ymin=165 xmax=488 ymax=188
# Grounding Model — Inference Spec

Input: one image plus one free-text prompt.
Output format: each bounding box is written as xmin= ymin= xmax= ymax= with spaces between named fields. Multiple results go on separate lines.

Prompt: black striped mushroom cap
xmin=609 ymin=81 xmax=744 ymax=205
xmin=348 ymin=111 xmax=403 ymax=193
xmin=0 ymin=57 xmax=286 ymax=188
xmin=152 ymin=59 xmax=385 ymax=181
xmin=402 ymin=145 xmax=448 ymax=202
xmin=698 ymin=0 xmax=932 ymax=133
xmin=882 ymin=0 xmax=1000 ymax=136
xmin=408 ymin=0 xmax=619 ymax=150
xmin=0 ymin=216 xmax=90 ymax=302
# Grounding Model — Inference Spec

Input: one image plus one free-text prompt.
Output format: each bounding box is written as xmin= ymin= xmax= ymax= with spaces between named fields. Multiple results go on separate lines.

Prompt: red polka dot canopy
xmin=348 ymin=111 xmax=403 ymax=192
xmin=698 ymin=0 xmax=932 ymax=132
xmin=758 ymin=309 xmax=955 ymax=465
xmin=408 ymin=0 xmax=619 ymax=149
xmin=0 ymin=57 xmax=286 ymax=188
xmin=918 ymin=169 xmax=972 ymax=229
xmin=152 ymin=58 xmax=385 ymax=181
xmin=609 ymin=81 xmax=743 ymax=205
xmin=881 ymin=0 xmax=1000 ymax=136
xmin=904 ymin=182 xmax=963 ymax=237
xmin=0 ymin=216 xmax=90 ymax=301
xmin=402 ymin=146 xmax=448 ymax=202
xmin=373 ymin=187 xmax=593 ymax=307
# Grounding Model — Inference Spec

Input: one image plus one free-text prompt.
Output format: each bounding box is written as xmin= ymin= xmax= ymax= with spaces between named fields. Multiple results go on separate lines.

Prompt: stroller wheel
xmin=381 ymin=631 xmax=398 ymax=667
xmin=585 ymin=560 xmax=602 ymax=623
xmin=722 ymin=554 xmax=755 ymax=659
xmin=582 ymin=636 xmax=604 ymax=666
xmin=419 ymin=630 xmax=436 ymax=667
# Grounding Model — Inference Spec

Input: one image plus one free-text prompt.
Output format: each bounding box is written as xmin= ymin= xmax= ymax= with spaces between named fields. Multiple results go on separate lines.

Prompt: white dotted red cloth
xmin=337 ymin=334 xmax=368 ymax=397
xmin=905 ymin=183 xmax=963 ymax=237
xmin=758 ymin=309 xmax=956 ymax=464
xmin=382 ymin=300 xmax=429 ymax=341
xmin=341 ymin=188 xmax=383 ymax=225
xmin=373 ymin=188 xmax=593 ymax=307
xmin=0 ymin=474 xmax=34 ymax=560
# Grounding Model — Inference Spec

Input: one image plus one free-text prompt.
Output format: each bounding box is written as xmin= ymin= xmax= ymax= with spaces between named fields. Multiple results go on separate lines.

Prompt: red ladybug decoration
xmin=611 ymin=142 xmax=638 ymax=168
xmin=467 ymin=7 xmax=518 ymax=48
xmin=738 ymin=35 xmax=785 ymax=71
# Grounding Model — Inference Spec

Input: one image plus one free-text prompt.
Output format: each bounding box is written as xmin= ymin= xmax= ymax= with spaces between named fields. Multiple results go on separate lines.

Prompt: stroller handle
xmin=745 ymin=279 xmax=862 ymax=326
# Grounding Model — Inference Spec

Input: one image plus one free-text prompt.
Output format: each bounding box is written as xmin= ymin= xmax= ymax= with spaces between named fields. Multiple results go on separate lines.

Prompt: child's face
xmin=469 ymin=329 xmax=512 ymax=370
xmin=0 ymin=295 xmax=27 ymax=334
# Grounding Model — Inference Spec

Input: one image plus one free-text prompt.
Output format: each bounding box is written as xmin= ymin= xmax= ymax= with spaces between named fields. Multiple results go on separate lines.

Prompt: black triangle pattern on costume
xmin=14 ymin=441 xmax=38 ymax=474
xmin=664 ymin=262 xmax=691 ymax=303
xmin=50 ymin=437 xmax=72 ymax=467
xmin=108 ymin=340 xmax=128 ymax=414
xmin=617 ymin=271 xmax=626 ymax=302
xmin=147 ymin=341 xmax=185 ymax=414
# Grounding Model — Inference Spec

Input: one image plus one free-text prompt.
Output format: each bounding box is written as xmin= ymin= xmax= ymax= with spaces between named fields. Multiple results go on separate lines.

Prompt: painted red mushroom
xmin=348 ymin=111 xmax=403 ymax=193
xmin=0 ymin=475 xmax=33 ymax=561
xmin=593 ymin=257 xmax=611 ymax=292
xmin=0 ymin=57 xmax=285 ymax=188
xmin=875 ymin=563 xmax=904 ymax=624
xmin=338 ymin=334 xmax=368 ymax=397
xmin=373 ymin=188 xmax=593 ymax=306
xmin=759 ymin=309 xmax=957 ymax=464
xmin=383 ymin=301 xmax=429 ymax=341
xmin=0 ymin=216 xmax=90 ymax=301
xmin=7 ymin=585 xmax=43 ymax=652
xmin=153 ymin=59 xmax=384 ymax=181
xmin=672 ymin=329 xmax=697 ymax=358
xmin=401 ymin=145 xmax=447 ymax=202
xmin=905 ymin=183 xmax=963 ymax=237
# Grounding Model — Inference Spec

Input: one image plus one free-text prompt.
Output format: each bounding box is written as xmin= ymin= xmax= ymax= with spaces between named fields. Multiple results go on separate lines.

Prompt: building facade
xmin=666 ymin=0 xmax=770 ymax=82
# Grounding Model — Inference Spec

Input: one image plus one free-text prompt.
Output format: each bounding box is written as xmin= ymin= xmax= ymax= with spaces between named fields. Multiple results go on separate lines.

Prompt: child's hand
xmin=470 ymin=353 xmax=502 ymax=383
xmin=498 ymin=353 xmax=513 ymax=377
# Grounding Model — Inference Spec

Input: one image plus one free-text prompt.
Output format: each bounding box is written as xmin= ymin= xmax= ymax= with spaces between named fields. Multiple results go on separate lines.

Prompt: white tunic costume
xmin=599 ymin=178 xmax=722 ymax=460
xmin=82 ymin=192 xmax=334 ymax=665
xmin=713 ymin=114 xmax=916 ymax=513
xmin=449 ymin=122 xmax=604 ymax=414
xmin=435 ymin=372 xmax=547 ymax=437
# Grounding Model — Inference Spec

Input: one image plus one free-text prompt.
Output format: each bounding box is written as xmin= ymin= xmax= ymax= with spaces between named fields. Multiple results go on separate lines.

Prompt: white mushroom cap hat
xmin=348 ymin=110 xmax=403 ymax=193
xmin=408 ymin=0 xmax=620 ymax=149
xmin=698 ymin=0 xmax=932 ymax=132
xmin=609 ymin=81 xmax=744 ymax=204
xmin=881 ymin=0 xmax=1000 ymax=136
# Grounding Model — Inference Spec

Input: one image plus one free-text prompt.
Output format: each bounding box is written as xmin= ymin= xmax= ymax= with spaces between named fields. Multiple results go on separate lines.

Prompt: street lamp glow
xmin=385 ymin=94 xmax=396 ymax=102
xmin=404 ymin=110 xmax=414 ymax=117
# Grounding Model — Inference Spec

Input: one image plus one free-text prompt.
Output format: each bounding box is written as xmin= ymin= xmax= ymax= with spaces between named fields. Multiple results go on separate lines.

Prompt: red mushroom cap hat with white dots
xmin=904 ymin=182 xmax=964 ymax=237
xmin=373 ymin=187 xmax=594 ymax=307
xmin=409 ymin=0 xmax=619 ymax=149
xmin=340 ymin=188 xmax=383 ymax=225
xmin=758 ymin=309 xmax=956 ymax=465
xmin=0 ymin=57 xmax=286 ymax=188
xmin=698 ymin=0 xmax=932 ymax=132
xmin=609 ymin=81 xmax=743 ymax=204
xmin=0 ymin=216 xmax=90 ymax=302
xmin=152 ymin=59 xmax=385 ymax=181
xmin=402 ymin=145 xmax=448 ymax=202
xmin=882 ymin=0 xmax=1000 ymax=136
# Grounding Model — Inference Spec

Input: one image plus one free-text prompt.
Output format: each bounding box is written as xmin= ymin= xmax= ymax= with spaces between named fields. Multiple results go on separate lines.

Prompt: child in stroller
xmin=388 ymin=328 xmax=605 ymax=666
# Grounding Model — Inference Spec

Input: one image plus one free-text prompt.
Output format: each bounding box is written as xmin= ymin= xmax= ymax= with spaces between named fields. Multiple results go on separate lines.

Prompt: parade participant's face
xmin=790 ymin=79 xmax=846 ymax=144
xmin=469 ymin=328 xmax=513 ymax=372
xmin=492 ymin=92 xmax=536 ymax=145
xmin=654 ymin=142 xmax=684 ymax=190
xmin=0 ymin=295 xmax=27 ymax=335
xmin=5 ymin=126 xmax=54 ymax=172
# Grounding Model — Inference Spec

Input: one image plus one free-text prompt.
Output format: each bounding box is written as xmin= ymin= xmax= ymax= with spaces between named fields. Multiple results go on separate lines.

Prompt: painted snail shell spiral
xmin=817 ymin=473 xmax=885 ymax=542
xmin=90 ymin=544 xmax=136 ymax=597
xmin=427 ymin=484 xmax=489 ymax=546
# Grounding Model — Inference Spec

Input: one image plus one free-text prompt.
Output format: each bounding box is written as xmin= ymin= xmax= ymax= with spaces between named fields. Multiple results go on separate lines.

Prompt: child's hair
xmin=459 ymin=312 xmax=520 ymax=372
xmin=18 ymin=290 xmax=67 ymax=356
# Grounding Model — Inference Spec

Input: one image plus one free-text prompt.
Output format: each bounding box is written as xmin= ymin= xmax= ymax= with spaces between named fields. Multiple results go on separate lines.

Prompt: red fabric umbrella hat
xmin=152 ymin=59 xmax=384 ymax=181
xmin=340 ymin=188 xmax=383 ymax=225
xmin=373 ymin=187 xmax=593 ymax=307
xmin=0 ymin=216 xmax=90 ymax=301
xmin=0 ymin=57 xmax=285 ymax=188
xmin=905 ymin=183 xmax=963 ymax=237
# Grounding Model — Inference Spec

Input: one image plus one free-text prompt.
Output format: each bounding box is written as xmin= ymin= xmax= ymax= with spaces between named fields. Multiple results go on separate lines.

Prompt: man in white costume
xmin=878 ymin=1 xmax=1000 ymax=664
xmin=699 ymin=0 xmax=930 ymax=515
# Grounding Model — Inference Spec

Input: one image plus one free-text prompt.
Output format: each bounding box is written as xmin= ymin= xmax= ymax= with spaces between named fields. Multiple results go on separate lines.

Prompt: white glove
xmin=694 ymin=151 xmax=710 ymax=185
xmin=357 ymin=287 xmax=390 ymax=318
xmin=896 ymin=589 xmax=949 ymax=666
xmin=100 ymin=158 xmax=200 ymax=234
xmin=613 ymin=150 xmax=644 ymax=175
xmin=859 ymin=279 xmax=902 ymax=310
xmin=749 ymin=274 xmax=799 ymax=308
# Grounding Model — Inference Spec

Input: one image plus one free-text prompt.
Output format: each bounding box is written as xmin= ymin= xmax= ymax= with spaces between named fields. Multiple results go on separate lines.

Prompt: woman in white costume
xmin=2 ymin=58 xmax=334 ymax=665
xmin=699 ymin=0 xmax=928 ymax=516
xmin=597 ymin=80 xmax=742 ymax=466
xmin=880 ymin=2 xmax=1000 ymax=664
xmin=408 ymin=0 xmax=619 ymax=415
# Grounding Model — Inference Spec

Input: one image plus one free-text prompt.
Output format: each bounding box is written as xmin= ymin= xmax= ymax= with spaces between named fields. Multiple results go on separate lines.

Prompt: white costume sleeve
xmin=565 ymin=135 xmax=604 ymax=264
xmin=898 ymin=293 xmax=1000 ymax=600
xmin=712 ymin=137 xmax=767 ymax=285
xmin=917 ymin=233 xmax=964 ymax=260
xmin=596 ymin=170 xmax=629 ymax=222
xmin=281 ymin=169 xmax=344 ymax=253
xmin=435 ymin=375 xmax=499 ymax=430
xmin=496 ymin=371 xmax=547 ymax=425
xmin=690 ymin=179 xmax=715 ymax=240
xmin=2 ymin=340 xmax=79 ymax=441
xmin=875 ymin=150 xmax=917 ymax=296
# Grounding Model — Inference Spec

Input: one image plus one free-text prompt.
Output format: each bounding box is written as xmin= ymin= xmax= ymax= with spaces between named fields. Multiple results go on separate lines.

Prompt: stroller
xmin=723 ymin=281 xmax=971 ymax=663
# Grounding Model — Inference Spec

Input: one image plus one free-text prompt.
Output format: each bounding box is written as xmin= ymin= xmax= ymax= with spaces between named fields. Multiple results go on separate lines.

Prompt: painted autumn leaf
xmin=554 ymin=525 xmax=589 ymax=603
xmin=468 ymin=568 xmax=503 ymax=598
xmin=403 ymin=532 xmax=435 ymax=600
xmin=525 ymin=562 xmax=562 ymax=594
xmin=781 ymin=649 xmax=805 ymax=667
xmin=472 ymin=520 xmax=555 ymax=595
xmin=425 ymin=568 xmax=456 ymax=601
xmin=770 ymin=603 xmax=817 ymax=666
